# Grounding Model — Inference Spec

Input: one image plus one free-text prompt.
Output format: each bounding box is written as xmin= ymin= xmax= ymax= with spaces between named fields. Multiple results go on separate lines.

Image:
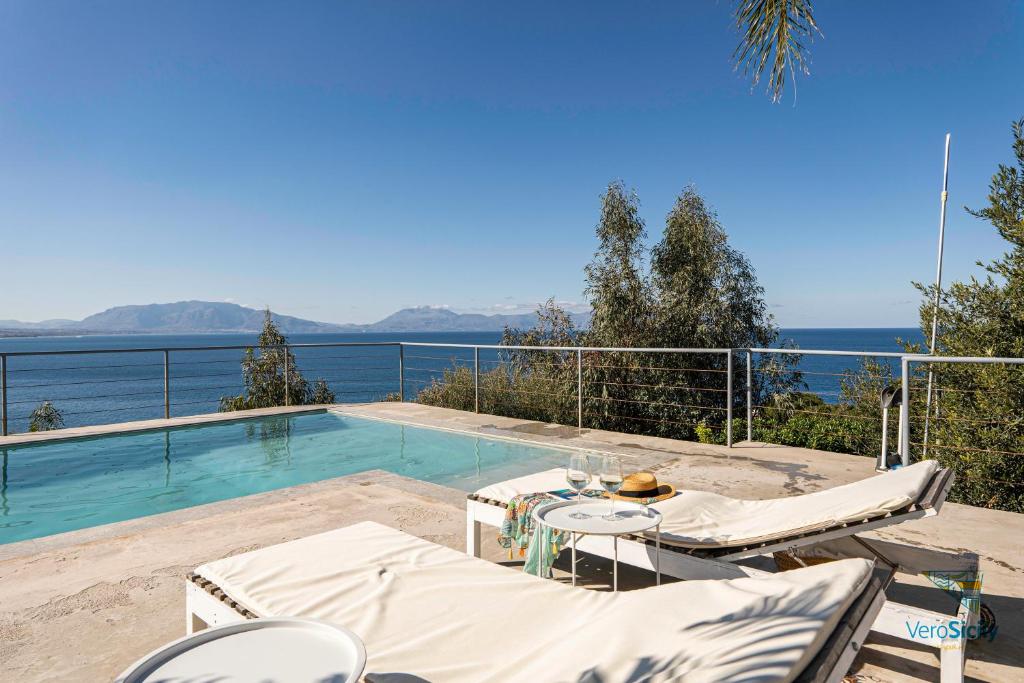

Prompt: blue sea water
xmin=0 ymin=411 xmax=572 ymax=545
xmin=0 ymin=329 xmax=924 ymax=433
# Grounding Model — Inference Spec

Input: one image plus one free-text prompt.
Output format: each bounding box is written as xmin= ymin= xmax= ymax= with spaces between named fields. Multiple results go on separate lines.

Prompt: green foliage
xmin=584 ymin=182 xmax=653 ymax=348
xmin=417 ymin=183 xmax=799 ymax=442
xmin=694 ymin=421 xmax=717 ymax=444
xmin=910 ymin=118 xmax=1024 ymax=511
xmin=307 ymin=379 xmax=336 ymax=405
xmin=220 ymin=309 xmax=335 ymax=411
xmin=28 ymin=401 xmax=64 ymax=432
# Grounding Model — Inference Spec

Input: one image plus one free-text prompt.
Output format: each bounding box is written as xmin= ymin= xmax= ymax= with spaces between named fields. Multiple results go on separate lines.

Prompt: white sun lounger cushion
xmin=196 ymin=521 xmax=872 ymax=682
xmin=473 ymin=460 xmax=939 ymax=547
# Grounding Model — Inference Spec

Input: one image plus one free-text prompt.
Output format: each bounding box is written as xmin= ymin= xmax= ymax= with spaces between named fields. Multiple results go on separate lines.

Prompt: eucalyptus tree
xmin=584 ymin=181 xmax=654 ymax=348
xmin=650 ymin=186 xmax=800 ymax=439
xmin=651 ymin=187 xmax=776 ymax=351
xmin=220 ymin=309 xmax=335 ymax=411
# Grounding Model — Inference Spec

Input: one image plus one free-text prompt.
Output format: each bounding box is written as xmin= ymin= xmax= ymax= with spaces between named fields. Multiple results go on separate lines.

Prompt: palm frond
xmin=733 ymin=0 xmax=821 ymax=103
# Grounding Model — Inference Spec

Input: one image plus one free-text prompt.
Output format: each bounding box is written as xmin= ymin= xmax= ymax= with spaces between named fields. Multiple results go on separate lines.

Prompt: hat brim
xmin=610 ymin=484 xmax=676 ymax=503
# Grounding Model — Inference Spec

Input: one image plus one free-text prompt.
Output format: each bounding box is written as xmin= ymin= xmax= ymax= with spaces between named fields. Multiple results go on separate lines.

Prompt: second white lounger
xmin=466 ymin=460 xmax=975 ymax=683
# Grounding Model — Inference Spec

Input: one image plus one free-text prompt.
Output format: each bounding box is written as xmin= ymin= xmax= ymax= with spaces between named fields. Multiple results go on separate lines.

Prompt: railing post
xmin=900 ymin=356 xmax=910 ymax=466
xmin=726 ymin=350 xmax=733 ymax=447
xmin=284 ymin=346 xmax=290 ymax=406
xmin=398 ymin=344 xmax=405 ymax=402
xmin=577 ymin=348 xmax=583 ymax=431
xmin=745 ymin=349 xmax=752 ymax=443
xmin=474 ymin=347 xmax=480 ymax=413
xmin=1 ymin=354 xmax=7 ymax=436
xmin=163 ymin=350 xmax=170 ymax=419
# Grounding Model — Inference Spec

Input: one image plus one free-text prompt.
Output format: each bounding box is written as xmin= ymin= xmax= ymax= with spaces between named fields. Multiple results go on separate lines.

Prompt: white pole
xmin=922 ymin=133 xmax=951 ymax=459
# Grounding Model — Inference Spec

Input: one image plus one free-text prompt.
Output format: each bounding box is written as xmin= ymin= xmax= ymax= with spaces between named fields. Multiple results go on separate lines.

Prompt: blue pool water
xmin=0 ymin=411 xmax=569 ymax=545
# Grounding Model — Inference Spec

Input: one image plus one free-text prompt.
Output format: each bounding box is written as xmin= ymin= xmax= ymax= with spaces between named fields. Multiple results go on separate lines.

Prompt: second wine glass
xmin=565 ymin=453 xmax=591 ymax=519
xmin=599 ymin=455 xmax=624 ymax=520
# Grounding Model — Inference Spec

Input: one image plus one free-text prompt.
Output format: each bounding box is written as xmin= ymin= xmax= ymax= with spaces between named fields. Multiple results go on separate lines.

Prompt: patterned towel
xmin=498 ymin=493 xmax=569 ymax=576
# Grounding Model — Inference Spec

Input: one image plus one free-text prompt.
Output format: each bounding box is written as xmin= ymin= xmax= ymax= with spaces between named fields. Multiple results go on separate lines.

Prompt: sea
xmin=0 ymin=328 xmax=924 ymax=434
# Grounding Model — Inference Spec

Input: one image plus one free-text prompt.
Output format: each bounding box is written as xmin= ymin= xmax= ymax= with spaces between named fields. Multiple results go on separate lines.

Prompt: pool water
xmin=0 ymin=412 xmax=569 ymax=545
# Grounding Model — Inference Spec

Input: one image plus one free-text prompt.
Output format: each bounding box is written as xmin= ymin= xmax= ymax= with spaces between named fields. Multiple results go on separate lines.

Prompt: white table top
xmin=533 ymin=499 xmax=662 ymax=535
xmin=117 ymin=618 xmax=366 ymax=683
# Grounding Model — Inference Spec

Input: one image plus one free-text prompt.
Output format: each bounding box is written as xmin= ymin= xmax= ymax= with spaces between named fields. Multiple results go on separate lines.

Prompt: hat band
xmin=617 ymin=487 xmax=662 ymax=498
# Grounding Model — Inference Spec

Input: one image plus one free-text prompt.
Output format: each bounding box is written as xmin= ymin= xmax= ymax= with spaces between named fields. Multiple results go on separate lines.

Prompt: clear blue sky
xmin=2 ymin=1 xmax=1022 ymax=327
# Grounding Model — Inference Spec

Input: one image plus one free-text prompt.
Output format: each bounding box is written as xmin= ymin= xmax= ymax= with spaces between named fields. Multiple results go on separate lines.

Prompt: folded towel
xmin=497 ymin=492 xmax=568 ymax=576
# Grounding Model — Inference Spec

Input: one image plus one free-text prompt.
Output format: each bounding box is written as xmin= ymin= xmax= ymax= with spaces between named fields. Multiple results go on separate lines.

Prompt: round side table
xmin=533 ymin=499 xmax=662 ymax=591
xmin=116 ymin=617 xmax=366 ymax=683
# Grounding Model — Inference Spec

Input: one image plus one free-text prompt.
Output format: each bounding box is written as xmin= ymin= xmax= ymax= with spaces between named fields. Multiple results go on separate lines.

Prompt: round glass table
xmin=533 ymin=499 xmax=662 ymax=591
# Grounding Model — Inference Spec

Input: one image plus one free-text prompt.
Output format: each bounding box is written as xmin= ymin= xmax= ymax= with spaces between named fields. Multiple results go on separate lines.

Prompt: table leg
xmin=536 ymin=522 xmax=544 ymax=579
xmin=571 ymin=531 xmax=577 ymax=587
xmin=656 ymin=524 xmax=661 ymax=586
xmin=613 ymin=535 xmax=618 ymax=592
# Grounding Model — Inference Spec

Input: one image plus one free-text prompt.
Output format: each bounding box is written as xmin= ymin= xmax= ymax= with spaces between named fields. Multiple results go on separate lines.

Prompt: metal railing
xmin=0 ymin=342 xmax=402 ymax=436
xmin=899 ymin=354 xmax=1024 ymax=471
xmin=2 ymin=341 xmax=1022 ymax=480
xmin=399 ymin=342 xmax=735 ymax=443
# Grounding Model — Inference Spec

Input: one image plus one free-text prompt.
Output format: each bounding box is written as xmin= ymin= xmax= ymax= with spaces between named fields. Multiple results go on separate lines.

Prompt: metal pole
xmin=745 ymin=350 xmax=752 ymax=443
xmin=900 ymin=356 xmax=911 ymax=466
xmin=1 ymin=354 xmax=7 ymax=437
xmin=398 ymin=345 xmax=405 ymax=401
xmin=474 ymin=347 xmax=480 ymax=413
xmin=163 ymin=350 xmax=170 ymax=419
xmin=726 ymin=351 xmax=733 ymax=447
xmin=284 ymin=346 xmax=290 ymax=407
xmin=879 ymin=406 xmax=889 ymax=471
xmin=577 ymin=349 xmax=583 ymax=431
xmin=923 ymin=133 xmax=951 ymax=459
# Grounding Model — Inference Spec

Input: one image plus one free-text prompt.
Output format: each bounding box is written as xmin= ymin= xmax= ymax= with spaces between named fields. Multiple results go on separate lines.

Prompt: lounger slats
xmin=188 ymin=572 xmax=258 ymax=619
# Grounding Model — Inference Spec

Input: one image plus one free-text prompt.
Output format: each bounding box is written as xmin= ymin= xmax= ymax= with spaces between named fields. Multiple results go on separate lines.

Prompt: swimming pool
xmin=0 ymin=411 xmax=570 ymax=545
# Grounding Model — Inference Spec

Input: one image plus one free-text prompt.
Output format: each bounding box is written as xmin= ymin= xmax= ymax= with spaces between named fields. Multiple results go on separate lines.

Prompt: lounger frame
xmin=184 ymin=565 xmax=887 ymax=683
xmin=466 ymin=467 xmax=977 ymax=683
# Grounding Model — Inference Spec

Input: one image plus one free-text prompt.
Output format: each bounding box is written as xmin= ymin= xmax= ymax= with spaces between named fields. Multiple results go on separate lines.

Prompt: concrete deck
xmin=1 ymin=403 xmax=1021 ymax=681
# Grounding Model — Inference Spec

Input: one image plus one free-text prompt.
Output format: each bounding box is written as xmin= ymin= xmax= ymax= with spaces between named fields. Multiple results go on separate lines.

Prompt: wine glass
xmin=599 ymin=455 xmax=624 ymax=520
xmin=565 ymin=453 xmax=592 ymax=519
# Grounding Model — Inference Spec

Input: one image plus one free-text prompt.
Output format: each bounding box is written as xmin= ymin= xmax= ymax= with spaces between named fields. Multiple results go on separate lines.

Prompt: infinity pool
xmin=0 ymin=411 xmax=569 ymax=545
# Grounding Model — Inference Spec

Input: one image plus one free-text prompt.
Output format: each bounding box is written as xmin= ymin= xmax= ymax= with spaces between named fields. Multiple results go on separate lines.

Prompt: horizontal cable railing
xmin=2 ymin=343 xmax=1022 ymax=485
xmin=0 ymin=342 xmax=402 ymax=434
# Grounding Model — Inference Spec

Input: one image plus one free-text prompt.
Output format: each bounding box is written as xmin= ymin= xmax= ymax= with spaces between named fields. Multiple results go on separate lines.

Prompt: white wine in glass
xmin=565 ymin=453 xmax=591 ymax=519
xmin=599 ymin=455 xmax=624 ymax=520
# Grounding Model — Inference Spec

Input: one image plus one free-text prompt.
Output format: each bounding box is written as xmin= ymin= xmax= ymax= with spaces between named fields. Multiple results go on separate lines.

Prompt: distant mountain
xmin=359 ymin=307 xmax=553 ymax=332
xmin=0 ymin=318 xmax=77 ymax=329
xmin=0 ymin=302 xmax=591 ymax=336
xmin=75 ymin=301 xmax=345 ymax=334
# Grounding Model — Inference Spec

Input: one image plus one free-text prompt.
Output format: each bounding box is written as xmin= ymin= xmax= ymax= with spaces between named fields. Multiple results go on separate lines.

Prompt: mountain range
xmin=0 ymin=301 xmax=591 ymax=336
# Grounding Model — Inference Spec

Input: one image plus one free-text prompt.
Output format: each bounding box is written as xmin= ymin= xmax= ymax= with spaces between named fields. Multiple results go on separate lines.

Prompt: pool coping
xmin=0 ymin=404 xmax=332 ymax=447
xmin=0 ymin=468 xmax=468 ymax=563
xmin=326 ymin=406 xmax=643 ymax=460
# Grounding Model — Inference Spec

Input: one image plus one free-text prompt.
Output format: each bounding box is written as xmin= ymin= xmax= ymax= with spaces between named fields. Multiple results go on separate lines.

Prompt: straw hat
xmin=610 ymin=472 xmax=676 ymax=503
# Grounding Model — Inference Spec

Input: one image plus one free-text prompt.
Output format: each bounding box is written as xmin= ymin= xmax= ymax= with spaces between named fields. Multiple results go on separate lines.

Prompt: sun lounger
xmin=186 ymin=521 xmax=885 ymax=682
xmin=466 ymin=460 xmax=976 ymax=683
